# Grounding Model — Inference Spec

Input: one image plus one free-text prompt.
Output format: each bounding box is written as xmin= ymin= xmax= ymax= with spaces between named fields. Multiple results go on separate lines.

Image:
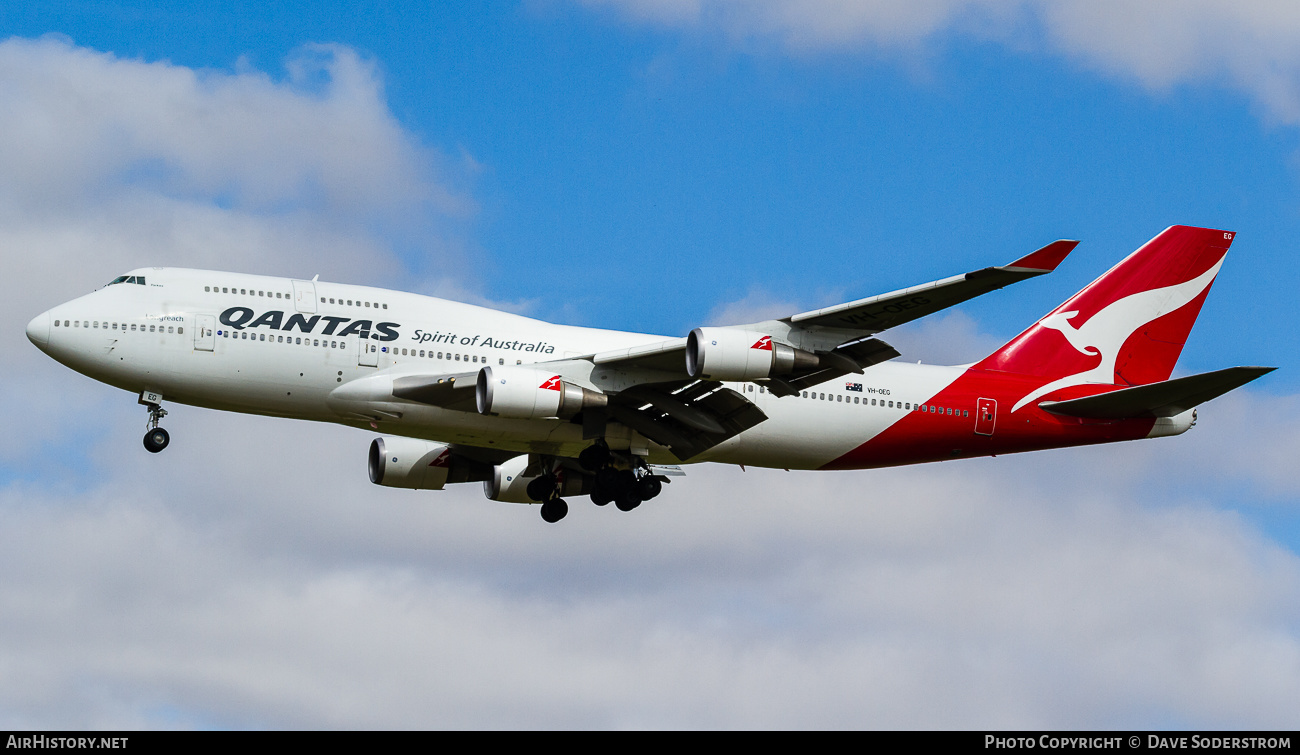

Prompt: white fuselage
xmin=27 ymin=267 xmax=964 ymax=469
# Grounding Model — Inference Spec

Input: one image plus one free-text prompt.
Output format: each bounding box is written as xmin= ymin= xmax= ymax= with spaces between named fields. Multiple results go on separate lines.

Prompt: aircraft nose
xmin=26 ymin=311 xmax=51 ymax=348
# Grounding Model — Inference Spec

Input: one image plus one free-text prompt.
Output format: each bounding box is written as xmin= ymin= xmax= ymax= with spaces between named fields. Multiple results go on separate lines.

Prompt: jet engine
xmin=685 ymin=327 xmax=820 ymax=381
xmin=368 ymin=437 xmax=491 ymax=490
xmin=475 ymin=365 xmax=607 ymax=419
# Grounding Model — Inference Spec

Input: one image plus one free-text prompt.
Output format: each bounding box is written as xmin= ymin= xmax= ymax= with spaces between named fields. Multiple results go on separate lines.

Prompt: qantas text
xmin=219 ymin=307 xmax=400 ymax=341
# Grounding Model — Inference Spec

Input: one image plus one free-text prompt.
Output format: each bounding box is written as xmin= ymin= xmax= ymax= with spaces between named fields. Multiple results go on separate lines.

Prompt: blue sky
xmin=2 ymin=1 xmax=1299 ymax=729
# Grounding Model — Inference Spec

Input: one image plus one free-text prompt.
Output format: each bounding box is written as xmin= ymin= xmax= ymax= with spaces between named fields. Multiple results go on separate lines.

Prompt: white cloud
xmin=0 ymin=38 xmax=491 ymax=464
xmin=0 ymin=404 xmax=1298 ymax=728
xmin=0 ymin=37 xmax=463 ymax=217
xmin=581 ymin=0 xmax=1300 ymax=124
xmin=705 ymin=285 xmax=805 ymax=326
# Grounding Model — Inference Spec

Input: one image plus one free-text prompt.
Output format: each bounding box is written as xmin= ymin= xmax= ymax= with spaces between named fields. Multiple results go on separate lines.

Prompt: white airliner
xmin=27 ymin=225 xmax=1272 ymax=522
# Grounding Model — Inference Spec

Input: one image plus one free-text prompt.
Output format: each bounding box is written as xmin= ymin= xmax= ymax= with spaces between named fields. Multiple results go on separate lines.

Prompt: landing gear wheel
xmin=591 ymin=489 xmax=613 ymax=507
xmin=595 ymin=466 xmax=623 ymax=493
xmin=636 ymin=476 xmax=662 ymax=500
xmin=143 ymin=427 xmax=170 ymax=453
xmin=579 ymin=442 xmax=611 ymax=472
xmin=615 ymin=489 xmax=642 ymax=512
xmin=540 ymin=497 xmax=569 ymax=523
xmin=526 ymin=474 xmax=556 ymax=502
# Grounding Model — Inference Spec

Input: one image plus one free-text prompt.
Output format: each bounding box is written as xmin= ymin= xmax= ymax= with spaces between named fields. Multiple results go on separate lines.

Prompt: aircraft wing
xmin=786 ymin=239 xmax=1078 ymax=332
xmin=583 ymin=239 xmax=1077 ymax=378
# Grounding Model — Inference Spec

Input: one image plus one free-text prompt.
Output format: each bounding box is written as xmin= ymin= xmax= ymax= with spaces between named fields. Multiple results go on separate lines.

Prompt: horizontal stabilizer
xmin=1039 ymin=366 xmax=1275 ymax=419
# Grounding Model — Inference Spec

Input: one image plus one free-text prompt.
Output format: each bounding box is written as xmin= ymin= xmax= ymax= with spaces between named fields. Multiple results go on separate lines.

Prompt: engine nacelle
xmin=483 ymin=455 xmax=595 ymax=503
xmin=476 ymin=365 xmax=607 ymax=419
xmin=368 ymin=437 xmax=491 ymax=490
xmin=685 ymin=327 xmax=819 ymax=381
xmin=484 ymin=454 xmax=536 ymax=503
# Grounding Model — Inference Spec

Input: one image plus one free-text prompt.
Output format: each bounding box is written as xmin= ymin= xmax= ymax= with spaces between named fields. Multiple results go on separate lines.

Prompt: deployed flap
xmin=608 ymin=380 xmax=768 ymax=461
xmin=788 ymin=240 xmax=1077 ymax=333
xmin=391 ymin=372 xmax=478 ymax=411
xmin=1039 ymin=366 xmax=1274 ymax=419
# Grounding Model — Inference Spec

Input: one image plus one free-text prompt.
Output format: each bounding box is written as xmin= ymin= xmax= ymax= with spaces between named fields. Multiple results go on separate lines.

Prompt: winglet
xmin=1003 ymin=240 xmax=1079 ymax=273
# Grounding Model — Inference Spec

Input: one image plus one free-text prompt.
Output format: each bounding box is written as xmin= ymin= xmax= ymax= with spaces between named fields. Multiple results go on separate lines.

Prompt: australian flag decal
xmin=845 ymin=382 xmax=863 ymax=392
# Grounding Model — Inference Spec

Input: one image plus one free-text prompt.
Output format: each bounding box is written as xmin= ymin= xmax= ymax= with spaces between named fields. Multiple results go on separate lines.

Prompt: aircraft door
xmin=359 ymin=339 xmax=378 ymax=367
xmin=974 ymin=398 xmax=997 ymax=436
xmin=194 ymin=315 xmax=215 ymax=352
xmin=292 ymin=280 xmax=317 ymax=314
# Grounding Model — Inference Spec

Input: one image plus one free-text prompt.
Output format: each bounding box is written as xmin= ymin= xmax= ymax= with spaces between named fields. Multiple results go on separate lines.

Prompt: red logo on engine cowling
xmin=429 ymin=450 xmax=450 ymax=467
xmin=540 ymin=376 xmax=562 ymax=391
xmin=751 ymin=336 xmax=773 ymax=351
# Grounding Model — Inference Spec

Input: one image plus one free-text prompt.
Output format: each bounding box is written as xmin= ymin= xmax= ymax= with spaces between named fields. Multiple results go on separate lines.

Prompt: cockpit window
xmin=107 ymin=275 xmax=146 ymax=286
xmin=108 ymin=276 xmax=130 ymax=285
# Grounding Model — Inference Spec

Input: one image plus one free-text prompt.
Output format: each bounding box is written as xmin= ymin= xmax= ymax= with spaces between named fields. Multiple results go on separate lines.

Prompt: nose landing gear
xmin=140 ymin=392 xmax=170 ymax=453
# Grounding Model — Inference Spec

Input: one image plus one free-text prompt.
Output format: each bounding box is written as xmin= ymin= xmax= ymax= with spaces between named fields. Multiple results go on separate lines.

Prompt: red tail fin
xmin=977 ymin=226 xmax=1234 ymax=410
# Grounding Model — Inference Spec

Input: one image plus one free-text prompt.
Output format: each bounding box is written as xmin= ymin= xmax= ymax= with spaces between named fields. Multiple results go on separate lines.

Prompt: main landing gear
xmin=527 ymin=442 xmax=668 ymax=523
xmin=140 ymin=393 xmax=170 ymax=454
xmin=584 ymin=442 xmax=664 ymax=513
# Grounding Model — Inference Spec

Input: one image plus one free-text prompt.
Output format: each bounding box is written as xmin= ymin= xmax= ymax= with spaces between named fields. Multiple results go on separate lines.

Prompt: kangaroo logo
xmin=539 ymin=375 xmax=563 ymax=391
xmin=751 ymin=335 xmax=773 ymax=351
xmin=1012 ymin=255 xmax=1224 ymax=413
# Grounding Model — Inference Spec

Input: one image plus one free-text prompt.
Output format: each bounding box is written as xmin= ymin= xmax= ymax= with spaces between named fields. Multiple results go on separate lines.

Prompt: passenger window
xmin=168 ymin=327 xmax=174 ymax=333
xmin=499 ymin=358 xmax=504 ymax=365
xmin=836 ymin=395 xmax=841 ymax=402
xmin=437 ymin=352 xmax=442 ymax=359
xmin=365 ymin=302 xmax=371 ymax=307
xmin=205 ymin=286 xmax=210 ymax=292
xmin=382 ymin=304 xmax=387 ymax=309
xmin=296 ymin=338 xmax=301 ymax=344
xmin=178 ymin=327 xmax=183 ymax=334
xmin=455 ymin=354 xmax=460 ymax=361
xmin=347 ymin=300 xmax=352 ymax=306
